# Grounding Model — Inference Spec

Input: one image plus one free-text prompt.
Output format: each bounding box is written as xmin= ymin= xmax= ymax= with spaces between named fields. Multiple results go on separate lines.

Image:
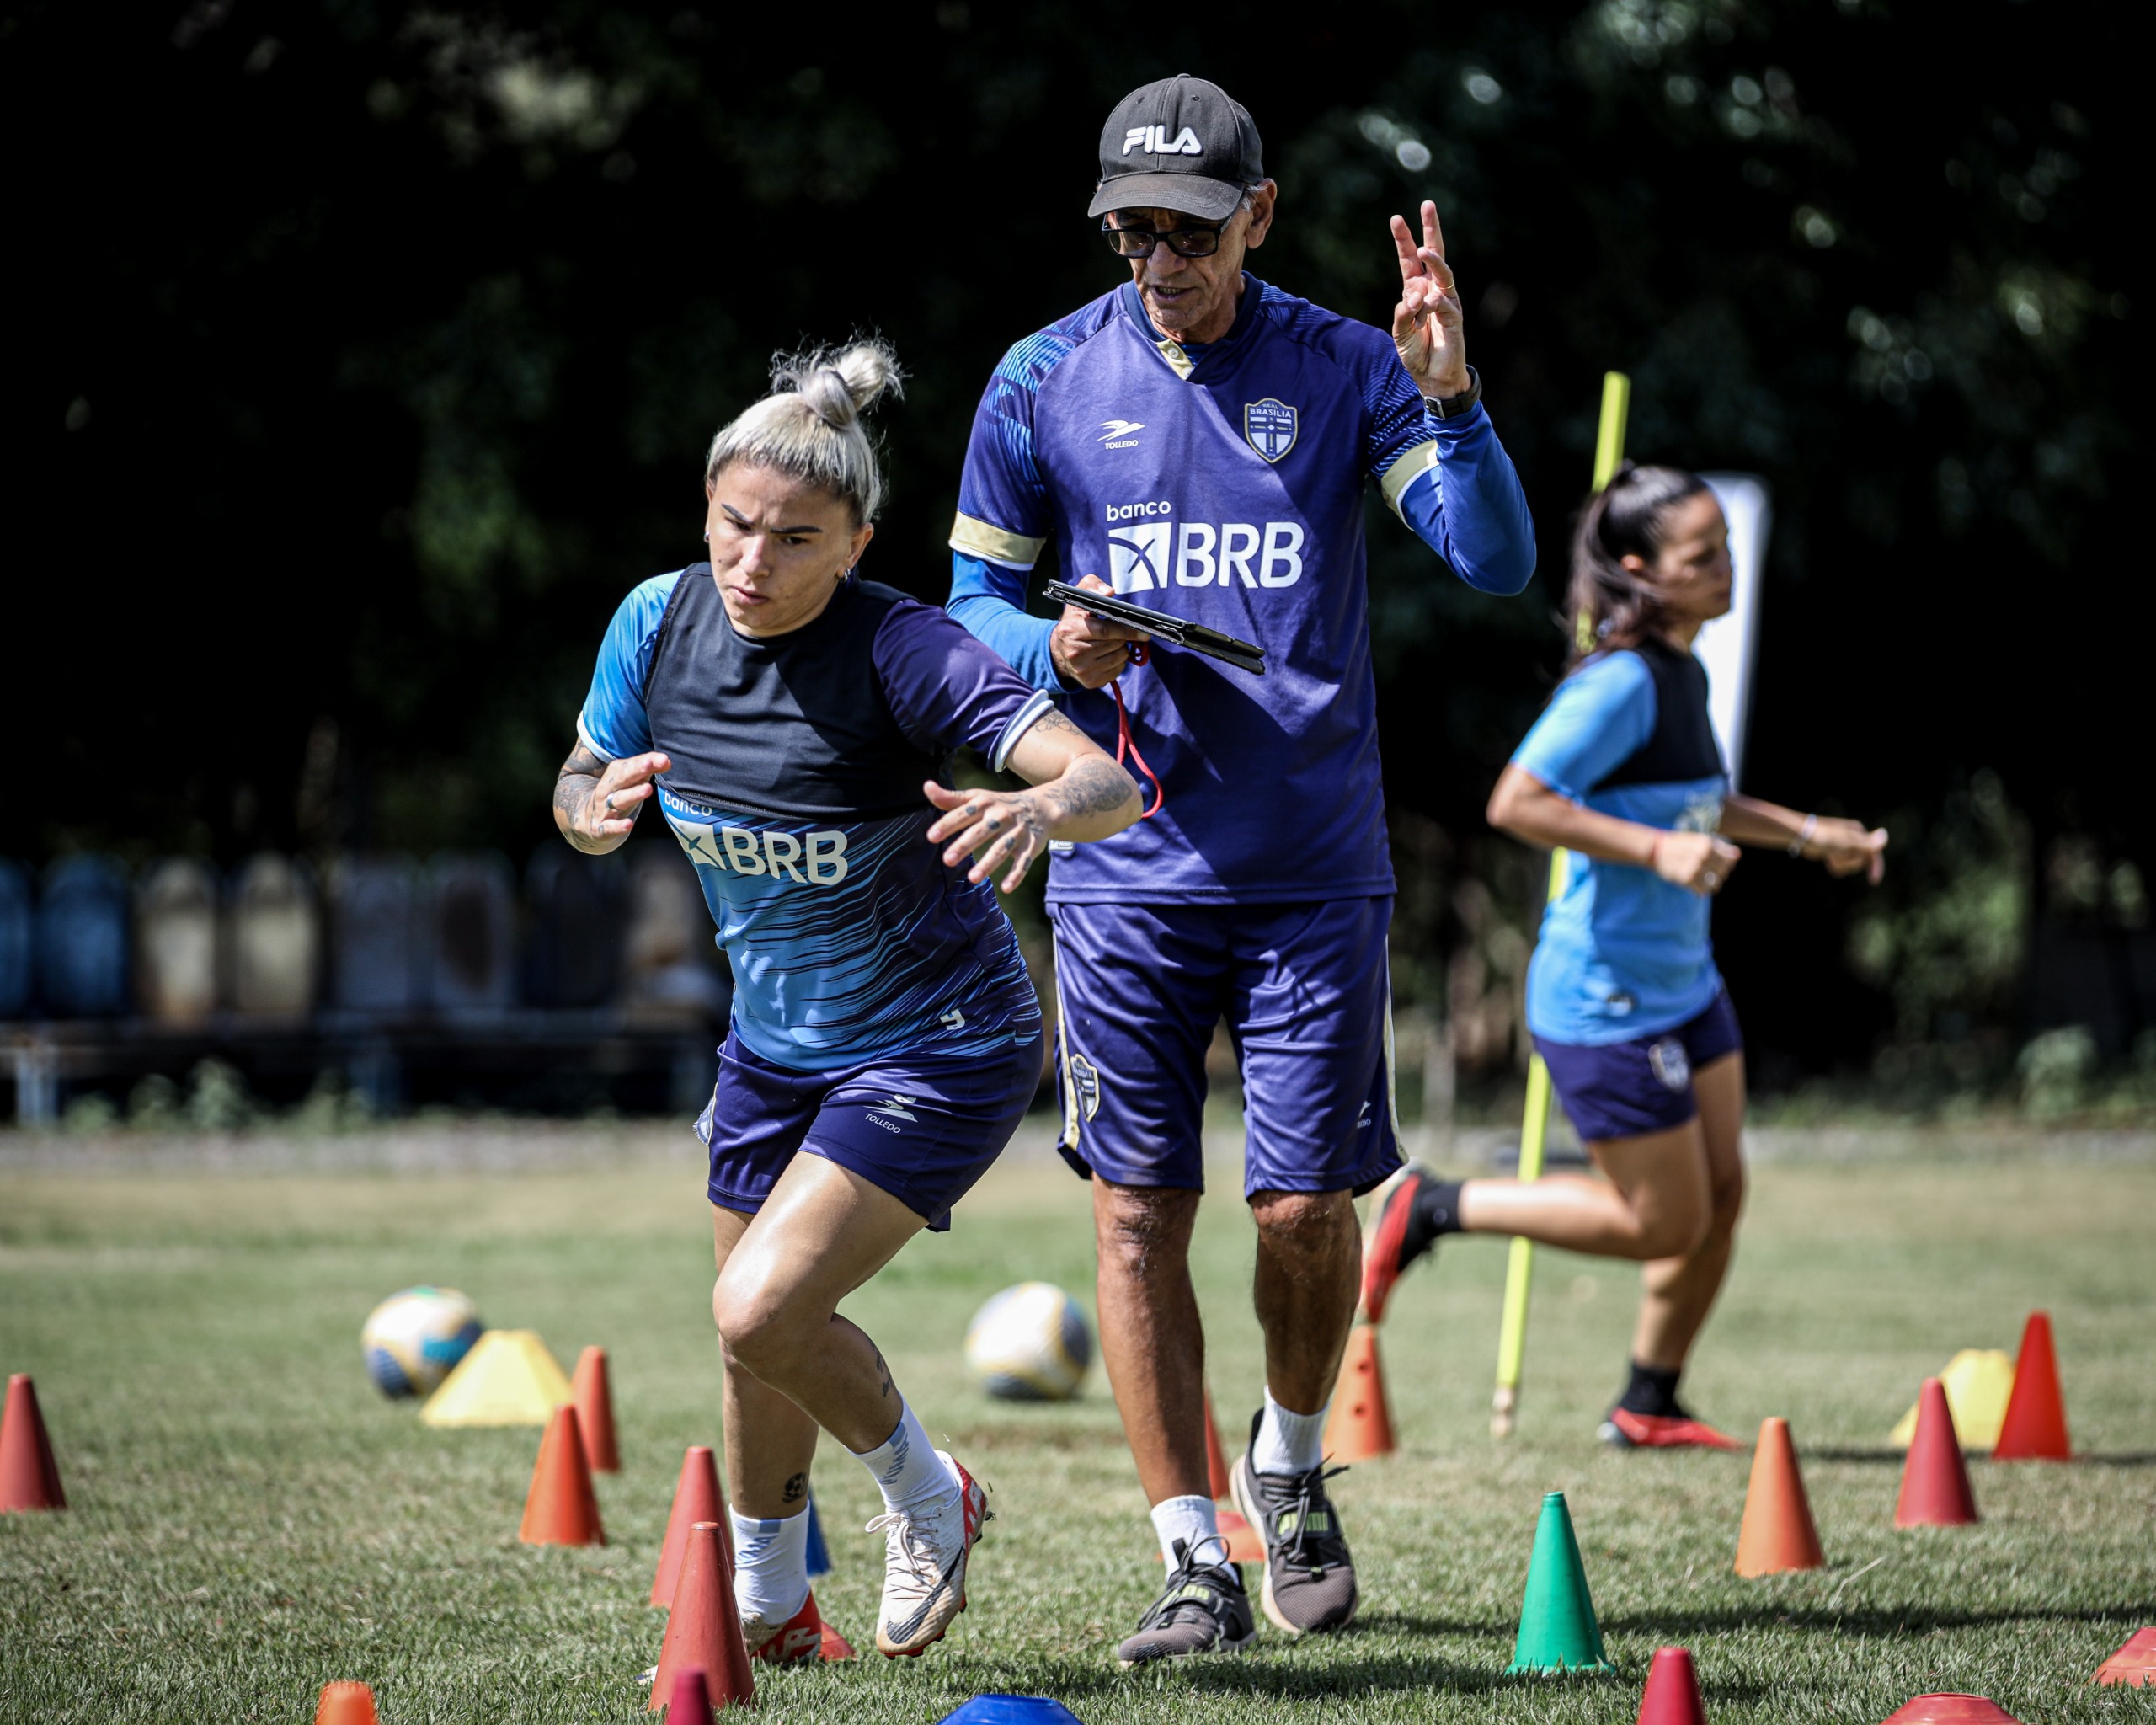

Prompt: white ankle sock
xmin=1150 ymin=1493 xmax=1225 ymax=1572
xmin=849 ymin=1398 xmax=954 ymax=1517
xmin=1251 ymin=1386 xmax=1327 ymax=1476
xmin=729 ymin=1506 xmax=810 ymax=1625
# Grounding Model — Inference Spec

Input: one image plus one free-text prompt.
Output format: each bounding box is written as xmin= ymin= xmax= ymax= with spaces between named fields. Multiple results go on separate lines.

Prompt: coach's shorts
xmin=1048 ymin=896 xmax=1401 ymax=1199
xmin=1533 ymin=987 xmax=1743 ymax=1146
xmin=696 ymin=1029 xmax=1039 ymax=1231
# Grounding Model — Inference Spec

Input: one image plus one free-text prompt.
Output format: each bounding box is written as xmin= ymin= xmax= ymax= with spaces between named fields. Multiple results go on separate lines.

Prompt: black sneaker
xmin=1229 ymin=1415 xmax=1358 ymax=1635
xmin=1114 ymin=1539 xmax=1256 ymax=1667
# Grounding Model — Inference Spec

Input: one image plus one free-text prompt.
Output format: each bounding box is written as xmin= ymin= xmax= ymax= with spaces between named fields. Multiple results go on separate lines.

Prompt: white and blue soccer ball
xmin=361 ymin=1285 xmax=483 ymax=1397
xmin=964 ymin=1282 xmax=1092 ymax=1402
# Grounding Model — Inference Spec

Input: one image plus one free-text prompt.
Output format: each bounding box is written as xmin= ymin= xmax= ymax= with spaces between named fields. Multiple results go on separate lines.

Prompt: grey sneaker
xmin=1229 ymin=1414 xmax=1358 ymax=1635
xmin=1115 ymin=1539 xmax=1256 ymax=1667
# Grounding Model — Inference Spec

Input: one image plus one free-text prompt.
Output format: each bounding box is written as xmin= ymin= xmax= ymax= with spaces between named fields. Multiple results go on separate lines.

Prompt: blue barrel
xmin=422 ymin=852 xmax=517 ymax=1012
xmin=0 ymin=860 xmax=30 ymax=1017
xmin=37 ymin=854 xmax=131 ymax=1017
xmin=331 ymin=855 xmax=419 ymax=1014
xmin=523 ymin=845 xmax=627 ymax=1009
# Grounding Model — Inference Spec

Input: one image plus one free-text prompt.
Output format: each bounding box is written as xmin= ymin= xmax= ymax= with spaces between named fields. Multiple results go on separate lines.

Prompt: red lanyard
xmin=1107 ymin=643 xmax=1164 ymax=820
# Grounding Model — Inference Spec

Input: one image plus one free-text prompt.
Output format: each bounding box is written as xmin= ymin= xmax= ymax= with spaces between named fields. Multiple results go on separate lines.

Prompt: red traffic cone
xmin=571 ymin=1346 xmax=620 ymax=1474
xmin=1322 ymin=1323 xmax=1395 ymax=1463
xmin=2093 ymin=1626 xmax=2156 ymax=1685
xmin=520 ymin=1403 xmax=605 ymax=1546
xmin=1638 ymin=1646 xmax=1708 ymax=1725
xmin=1993 ymin=1312 xmax=2071 ymax=1461
xmin=1734 ymin=1418 xmax=1824 ymax=1576
xmin=314 ymin=1680 xmax=380 ymax=1724
xmin=1 ymin=1374 xmax=66 ymax=1513
xmin=653 ymin=1445 xmax=731 ymax=1606
xmin=664 ymin=1666 xmax=714 ymax=1724
xmin=1895 ymin=1378 xmax=1978 ymax=1528
xmin=649 ymin=1522 xmax=752 ymax=1712
xmin=1879 ymin=1695 xmax=2023 ymax=1724
xmin=1203 ymin=1391 xmax=1265 ymax=1562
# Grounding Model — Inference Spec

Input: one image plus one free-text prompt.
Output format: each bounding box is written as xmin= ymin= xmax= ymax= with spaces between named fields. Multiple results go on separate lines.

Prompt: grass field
xmin=3 ymin=1124 xmax=2153 ymax=1724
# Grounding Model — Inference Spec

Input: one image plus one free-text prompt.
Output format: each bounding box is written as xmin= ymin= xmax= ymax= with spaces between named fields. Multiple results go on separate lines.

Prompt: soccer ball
xmin=964 ymin=1282 xmax=1092 ymax=1402
xmin=361 ymin=1286 xmax=483 ymax=1398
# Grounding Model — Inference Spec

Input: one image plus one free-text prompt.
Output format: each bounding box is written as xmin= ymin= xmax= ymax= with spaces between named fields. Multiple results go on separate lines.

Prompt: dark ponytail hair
xmin=1565 ymin=462 xmax=1713 ymax=666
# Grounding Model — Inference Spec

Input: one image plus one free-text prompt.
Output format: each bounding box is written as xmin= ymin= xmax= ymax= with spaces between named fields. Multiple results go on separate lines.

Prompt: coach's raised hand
xmin=1049 ymin=572 xmax=1149 ymax=691
xmin=1390 ymin=200 xmax=1470 ymax=400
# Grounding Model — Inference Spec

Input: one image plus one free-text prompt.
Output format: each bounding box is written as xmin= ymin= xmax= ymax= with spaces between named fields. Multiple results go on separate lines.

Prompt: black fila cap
xmin=1087 ymin=74 xmax=1264 ymax=222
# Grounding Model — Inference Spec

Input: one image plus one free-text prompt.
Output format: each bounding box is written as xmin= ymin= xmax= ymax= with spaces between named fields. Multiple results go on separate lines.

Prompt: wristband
xmin=1787 ymin=813 xmax=1818 ymax=857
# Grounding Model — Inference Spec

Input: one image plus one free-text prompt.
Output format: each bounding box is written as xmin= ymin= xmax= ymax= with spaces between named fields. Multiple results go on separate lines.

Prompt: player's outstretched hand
xmin=1390 ymin=200 xmax=1470 ymax=401
xmin=924 ymin=781 xmax=1049 ymax=895
xmin=570 ymin=750 xmax=671 ymax=846
xmin=1809 ymin=818 xmax=1889 ymax=884
xmin=1050 ymin=573 xmax=1148 ymax=691
xmin=1653 ymin=830 xmax=1742 ymax=896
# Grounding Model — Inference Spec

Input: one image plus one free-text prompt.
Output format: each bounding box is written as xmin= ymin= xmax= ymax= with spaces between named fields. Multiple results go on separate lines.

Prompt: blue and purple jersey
xmin=947 ymin=275 xmax=1536 ymax=905
xmin=578 ymin=567 xmax=1053 ymax=1071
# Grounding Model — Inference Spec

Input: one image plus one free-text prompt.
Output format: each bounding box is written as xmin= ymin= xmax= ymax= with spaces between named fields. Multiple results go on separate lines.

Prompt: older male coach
xmin=946 ymin=74 xmax=1538 ymax=1664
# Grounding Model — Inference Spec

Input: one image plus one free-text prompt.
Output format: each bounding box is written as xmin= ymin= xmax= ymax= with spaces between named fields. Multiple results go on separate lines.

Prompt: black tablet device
xmin=1041 ymin=582 xmax=1266 ymax=676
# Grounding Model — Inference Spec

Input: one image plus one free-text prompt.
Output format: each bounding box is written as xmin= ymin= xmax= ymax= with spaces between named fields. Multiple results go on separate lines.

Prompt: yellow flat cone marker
xmin=1887 ymin=1350 xmax=2015 ymax=1450
xmin=421 ymin=1329 xmax=574 ymax=1427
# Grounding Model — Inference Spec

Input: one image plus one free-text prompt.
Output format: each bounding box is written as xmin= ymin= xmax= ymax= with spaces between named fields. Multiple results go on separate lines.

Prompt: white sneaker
xmin=867 ymin=1450 xmax=989 ymax=1657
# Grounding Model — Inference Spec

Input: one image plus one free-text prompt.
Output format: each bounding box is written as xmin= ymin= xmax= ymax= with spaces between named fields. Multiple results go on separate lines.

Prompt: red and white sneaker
xmin=1598 ymin=1407 xmax=1742 ymax=1450
xmin=1361 ymin=1163 xmax=1439 ymax=1324
xmin=869 ymin=1452 xmax=990 ymax=1658
xmin=745 ymin=1589 xmax=854 ymax=1664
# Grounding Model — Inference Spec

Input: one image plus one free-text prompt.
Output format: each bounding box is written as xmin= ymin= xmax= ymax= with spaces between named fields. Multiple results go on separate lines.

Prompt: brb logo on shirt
xmin=667 ymin=817 xmax=850 ymax=886
xmin=1105 ymin=503 xmax=1305 ymax=590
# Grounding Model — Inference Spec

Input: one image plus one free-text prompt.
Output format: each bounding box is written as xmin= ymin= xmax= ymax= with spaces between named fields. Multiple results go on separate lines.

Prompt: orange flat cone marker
xmin=1637 ymin=1646 xmax=1708 ymax=1725
xmin=1879 ymin=1694 xmax=2023 ymax=1724
xmin=1993 ymin=1311 xmax=2071 ymax=1461
xmin=1734 ymin=1417 xmax=1824 ymax=1576
xmin=1 ymin=1375 xmax=66 ymax=1513
xmin=314 ymin=1680 xmax=380 ymax=1725
xmin=1322 ymin=1323 xmax=1394 ymax=1463
xmin=650 ymin=1522 xmax=753 ymax=1712
xmin=652 ymin=1445 xmax=730 ymax=1606
xmin=1201 ymin=1391 xmax=1266 ymax=1562
xmin=1896 ymin=1378 xmax=1978 ymax=1528
xmin=520 ymin=1403 xmax=605 ymax=1546
xmin=2093 ymin=1626 xmax=2156 ymax=1685
xmin=572 ymin=1346 xmax=620 ymax=1473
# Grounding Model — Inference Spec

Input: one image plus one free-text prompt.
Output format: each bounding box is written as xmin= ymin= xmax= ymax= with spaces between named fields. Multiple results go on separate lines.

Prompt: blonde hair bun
xmin=705 ymin=336 xmax=905 ymax=523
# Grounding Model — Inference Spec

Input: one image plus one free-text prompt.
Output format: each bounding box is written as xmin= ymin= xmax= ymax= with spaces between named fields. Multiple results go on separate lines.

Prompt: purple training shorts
xmin=1533 ymin=986 xmax=1743 ymax=1145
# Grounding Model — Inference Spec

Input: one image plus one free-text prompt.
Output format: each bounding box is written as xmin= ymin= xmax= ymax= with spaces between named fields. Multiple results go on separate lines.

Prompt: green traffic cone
xmin=1506 ymin=1490 xmax=1614 ymax=1674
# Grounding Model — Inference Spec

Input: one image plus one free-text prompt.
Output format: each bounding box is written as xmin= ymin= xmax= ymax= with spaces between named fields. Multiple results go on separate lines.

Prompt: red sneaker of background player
xmin=1598 ymin=1407 xmax=1742 ymax=1450
xmin=1360 ymin=1164 xmax=1439 ymax=1323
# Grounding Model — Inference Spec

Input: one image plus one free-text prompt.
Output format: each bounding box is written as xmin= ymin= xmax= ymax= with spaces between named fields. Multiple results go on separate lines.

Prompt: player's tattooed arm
xmin=553 ymin=739 xmax=673 ymax=855
xmin=921 ymin=708 xmax=1141 ymax=894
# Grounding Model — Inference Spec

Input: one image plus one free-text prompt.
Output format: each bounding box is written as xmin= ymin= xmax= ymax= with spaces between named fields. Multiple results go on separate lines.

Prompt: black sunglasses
xmin=1101 ymin=217 xmax=1229 ymax=260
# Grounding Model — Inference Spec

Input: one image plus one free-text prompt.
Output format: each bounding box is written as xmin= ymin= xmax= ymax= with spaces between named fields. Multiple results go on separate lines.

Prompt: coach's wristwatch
xmin=1422 ymin=365 xmax=1482 ymax=420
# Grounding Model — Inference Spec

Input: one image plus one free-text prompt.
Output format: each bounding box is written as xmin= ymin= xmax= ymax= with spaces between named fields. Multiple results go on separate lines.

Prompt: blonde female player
xmin=553 ymin=342 xmax=1139 ymax=1654
xmin=1362 ymin=462 xmax=1886 ymax=1447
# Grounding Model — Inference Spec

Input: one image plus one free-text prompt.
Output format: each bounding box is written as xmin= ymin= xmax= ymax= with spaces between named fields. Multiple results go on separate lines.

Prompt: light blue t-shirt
xmin=1513 ymin=649 xmax=1728 ymax=1046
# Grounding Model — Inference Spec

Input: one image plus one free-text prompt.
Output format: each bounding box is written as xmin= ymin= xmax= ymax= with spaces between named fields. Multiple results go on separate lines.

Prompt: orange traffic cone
xmin=818 ymin=1617 xmax=857 ymax=1660
xmin=1733 ymin=1417 xmax=1824 ymax=1576
xmin=2092 ymin=1626 xmax=2156 ymax=1685
xmin=520 ymin=1403 xmax=605 ymax=1546
xmin=314 ymin=1680 xmax=380 ymax=1724
xmin=1 ymin=1374 xmax=66 ymax=1513
xmin=649 ymin=1522 xmax=752 ymax=1712
xmin=1896 ymin=1377 xmax=1978 ymax=1528
xmin=1993 ymin=1312 xmax=2071 ymax=1461
xmin=571 ymin=1346 xmax=620 ymax=1474
xmin=653 ymin=1445 xmax=730 ymax=1606
xmin=1637 ymin=1646 xmax=1709 ymax=1725
xmin=1322 ymin=1323 xmax=1394 ymax=1463
xmin=1203 ymin=1391 xmax=1265 ymax=1562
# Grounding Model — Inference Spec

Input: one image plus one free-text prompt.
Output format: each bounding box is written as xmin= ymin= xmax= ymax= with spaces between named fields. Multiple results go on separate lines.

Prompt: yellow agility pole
xmin=1490 ymin=370 xmax=1630 ymax=1439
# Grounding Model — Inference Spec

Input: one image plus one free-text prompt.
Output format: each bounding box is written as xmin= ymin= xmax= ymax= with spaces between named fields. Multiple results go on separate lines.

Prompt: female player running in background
xmin=1362 ymin=462 xmax=1886 ymax=1447
xmin=554 ymin=342 xmax=1138 ymax=1654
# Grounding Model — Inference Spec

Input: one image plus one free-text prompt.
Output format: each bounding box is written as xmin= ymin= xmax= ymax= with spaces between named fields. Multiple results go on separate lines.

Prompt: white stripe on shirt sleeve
xmin=989 ymin=688 xmax=1058 ymax=773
